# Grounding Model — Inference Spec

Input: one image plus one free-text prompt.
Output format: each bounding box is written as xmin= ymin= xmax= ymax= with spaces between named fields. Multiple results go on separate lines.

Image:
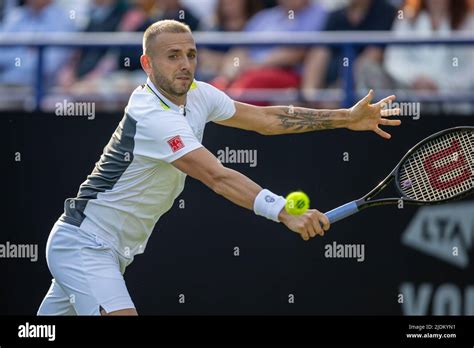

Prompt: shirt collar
xmin=146 ymin=77 xmax=184 ymax=114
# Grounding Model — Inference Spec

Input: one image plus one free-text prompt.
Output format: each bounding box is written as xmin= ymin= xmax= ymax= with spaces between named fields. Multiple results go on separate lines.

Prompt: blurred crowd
xmin=0 ymin=0 xmax=473 ymax=110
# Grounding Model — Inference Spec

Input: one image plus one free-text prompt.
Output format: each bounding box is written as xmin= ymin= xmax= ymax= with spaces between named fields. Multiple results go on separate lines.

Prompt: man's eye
xmin=188 ymin=53 xmax=196 ymax=59
xmin=169 ymin=55 xmax=177 ymax=59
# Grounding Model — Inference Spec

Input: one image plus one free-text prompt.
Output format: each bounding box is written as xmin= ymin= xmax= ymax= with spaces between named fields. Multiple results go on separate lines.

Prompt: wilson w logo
xmin=423 ymin=139 xmax=471 ymax=190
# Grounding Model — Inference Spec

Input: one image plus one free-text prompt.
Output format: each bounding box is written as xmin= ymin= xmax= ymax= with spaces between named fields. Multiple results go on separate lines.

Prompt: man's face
xmin=144 ymin=32 xmax=197 ymax=98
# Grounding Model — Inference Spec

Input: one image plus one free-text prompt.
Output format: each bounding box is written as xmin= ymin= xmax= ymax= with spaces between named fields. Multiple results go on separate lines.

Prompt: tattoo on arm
xmin=276 ymin=107 xmax=336 ymax=131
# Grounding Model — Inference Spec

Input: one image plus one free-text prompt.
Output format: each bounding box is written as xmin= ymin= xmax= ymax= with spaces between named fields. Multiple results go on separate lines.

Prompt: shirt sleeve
xmin=135 ymin=111 xmax=203 ymax=163
xmin=200 ymin=82 xmax=236 ymax=122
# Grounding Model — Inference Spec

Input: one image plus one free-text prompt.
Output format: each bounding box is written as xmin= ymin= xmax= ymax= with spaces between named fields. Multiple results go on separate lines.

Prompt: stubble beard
xmin=152 ymin=71 xmax=190 ymax=98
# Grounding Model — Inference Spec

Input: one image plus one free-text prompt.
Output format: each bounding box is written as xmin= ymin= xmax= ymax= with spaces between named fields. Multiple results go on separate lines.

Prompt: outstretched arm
xmin=171 ymin=147 xmax=329 ymax=241
xmin=216 ymin=90 xmax=401 ymax=139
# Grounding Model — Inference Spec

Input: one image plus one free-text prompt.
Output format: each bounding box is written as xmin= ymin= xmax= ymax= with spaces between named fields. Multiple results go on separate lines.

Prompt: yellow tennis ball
xmin=285 ymin=191 xmax=310 ymax=215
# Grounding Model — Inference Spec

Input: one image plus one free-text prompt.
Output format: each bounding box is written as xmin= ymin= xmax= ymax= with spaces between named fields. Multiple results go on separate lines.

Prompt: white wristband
xmin=253 ymin=189 xmax=286 ymax=223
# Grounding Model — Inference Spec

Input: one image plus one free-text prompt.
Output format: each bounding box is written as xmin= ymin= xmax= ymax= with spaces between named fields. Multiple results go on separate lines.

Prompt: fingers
xmin=377 ymin=95 xmax=396 ymax=107
xmin=374 ymin=126 xmax=391 ymax=139
xmin=307 ymin=221 xmax=317 ymax=238
xmin=297 ymin=210 xmax=330 ymax=241
xmin=300 ymin=230 xmax=310 ymax=241
xmin=319 ymin=213 xmax=330 ymax=232
xmin=380 ymin=108 xmax=401 ymax=117
xmin=298 ymin=213 xmax=315 ymax=241
xmin=309 ymin=212 xmax=324 ymax=237
xmin=362 ymin=89 xmax=374 ymax=104
xmin=379 ymin=118 xmax=401 ymax=126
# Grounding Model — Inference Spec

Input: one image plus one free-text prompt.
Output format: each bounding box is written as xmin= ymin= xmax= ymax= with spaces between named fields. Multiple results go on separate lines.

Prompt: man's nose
xmin=180 ymin=58 xmax=191 ymax=71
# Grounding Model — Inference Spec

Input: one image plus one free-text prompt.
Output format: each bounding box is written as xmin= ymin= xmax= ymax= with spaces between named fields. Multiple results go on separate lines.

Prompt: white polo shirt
xmin=60 ymin=78 xmax=236 ymax=260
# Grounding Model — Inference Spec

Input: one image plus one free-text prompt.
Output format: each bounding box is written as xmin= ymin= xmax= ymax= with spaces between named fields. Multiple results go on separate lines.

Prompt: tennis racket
xmin=325 ymin=126 xmax=474 ymax=224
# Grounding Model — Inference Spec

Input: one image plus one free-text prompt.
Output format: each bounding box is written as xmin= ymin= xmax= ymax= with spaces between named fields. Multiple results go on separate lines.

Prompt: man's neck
xmin=149 ymin=77 xmax=186 ymax=106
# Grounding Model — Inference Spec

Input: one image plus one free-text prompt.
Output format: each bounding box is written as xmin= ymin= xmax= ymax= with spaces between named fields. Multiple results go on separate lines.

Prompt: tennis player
xmin=38 ymin=20 xmax=400 ymax=316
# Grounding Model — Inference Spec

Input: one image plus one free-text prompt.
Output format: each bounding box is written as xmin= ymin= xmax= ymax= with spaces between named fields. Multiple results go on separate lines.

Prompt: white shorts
xmin=37 ymin=220 xmax=135 ymax=315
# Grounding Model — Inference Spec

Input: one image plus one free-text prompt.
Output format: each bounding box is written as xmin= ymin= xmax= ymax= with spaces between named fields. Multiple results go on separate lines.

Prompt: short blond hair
xmin=143 ymin=20 xmax=191 ymax=55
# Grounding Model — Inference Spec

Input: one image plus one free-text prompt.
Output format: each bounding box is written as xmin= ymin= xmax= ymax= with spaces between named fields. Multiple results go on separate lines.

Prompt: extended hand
xmin=279 ymin=209 xmax=330 ymax=241
xmin=346 ymin=90 xmax=401 ymax=139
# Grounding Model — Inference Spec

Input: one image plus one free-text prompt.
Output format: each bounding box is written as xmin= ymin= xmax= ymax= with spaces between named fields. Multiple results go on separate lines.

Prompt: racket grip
xmin=325 ymin=200 xmax=359 ymax=224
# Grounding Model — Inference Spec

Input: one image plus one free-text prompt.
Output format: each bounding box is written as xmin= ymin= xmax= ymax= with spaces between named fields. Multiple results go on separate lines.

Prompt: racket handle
xmin=325 ymin=200 xmax=359 ymax=224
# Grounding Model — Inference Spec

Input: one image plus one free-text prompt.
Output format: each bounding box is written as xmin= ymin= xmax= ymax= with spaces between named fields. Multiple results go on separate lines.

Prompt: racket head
xmin=395 ymin=126 xmax=473 ymax=204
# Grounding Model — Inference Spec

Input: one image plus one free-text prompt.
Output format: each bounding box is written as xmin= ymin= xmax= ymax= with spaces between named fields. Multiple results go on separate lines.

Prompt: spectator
xmin=0 ymin=0 xmax=75 ymax=87
xmin=56 ymin=0 xmax=158 ymax=95
xmin=115 ymin=0 xmax=163 ymax=72
xmin=56 ymin=0 xmax=127 ymax=89
xmin=60 ymin=0 xmax=203 ymax=92
xmin=383 ymin=0 xmax=474 ymax=92
xmin=202 ymin=0 xmax=263 ymax=32
xmin=0 ymin=0 xmax=20 ymax=25
xmin=212 ymin=0 xmax=327 ymax=104
xmin=55 ymin=0 xmax=94 ymax=30
xmin=302 ymin=0 xmax=397 ymax=103
xmin=197 ymin=0 xmax=263 ymax=80
xmin=111 ymin=0 xmax=201 ymax=72
xmin=115 ymin=0 xmax=199 ymax=72
xmin=181 ymin=0 xmax=217 ymax=25
xmin=154 ymin=0 xmax=200 ymax=31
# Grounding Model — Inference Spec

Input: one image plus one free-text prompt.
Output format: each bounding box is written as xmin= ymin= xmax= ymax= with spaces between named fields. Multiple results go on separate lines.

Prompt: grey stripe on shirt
xmin=60 ymin=113 xmax=137 ymax=226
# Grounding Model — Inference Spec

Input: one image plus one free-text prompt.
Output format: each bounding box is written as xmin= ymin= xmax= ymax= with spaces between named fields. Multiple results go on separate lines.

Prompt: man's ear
xmin=140 ymin=54 xmax=152 ymax=74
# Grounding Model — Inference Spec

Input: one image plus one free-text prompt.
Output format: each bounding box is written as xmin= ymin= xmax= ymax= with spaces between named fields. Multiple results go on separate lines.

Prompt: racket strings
xmin=398 ymin=129 xmax=473 ymax=202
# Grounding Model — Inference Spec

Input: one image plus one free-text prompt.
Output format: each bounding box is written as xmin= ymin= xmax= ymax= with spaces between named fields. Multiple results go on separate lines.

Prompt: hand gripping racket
xmin=325 ymin=126 xmax=474 ymax=224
